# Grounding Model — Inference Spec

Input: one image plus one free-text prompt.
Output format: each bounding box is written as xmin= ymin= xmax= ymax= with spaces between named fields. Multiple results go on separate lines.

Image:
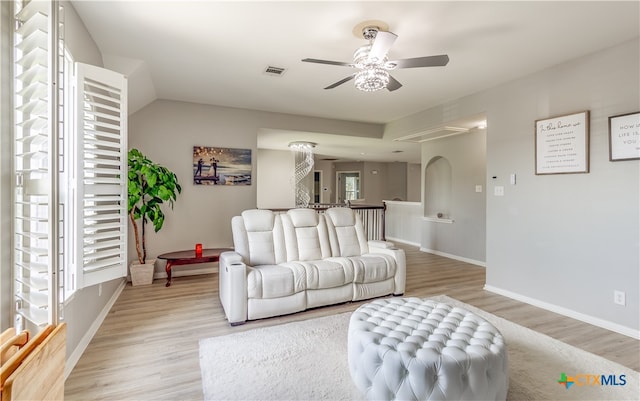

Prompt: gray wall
xmin=128 ymin=100 xmax=384 ymax=269
xmin=421 ymin=130 xmax=487 ymax=264
xmin=385 ymin=162 xmax=408 ymax=201
xmin=58 ymin=1 xmax=125 ymax=362
xmin=386 ymin=38 xmax=640 ymax=333
xmin=407 ymin=163 xmax=421 ymax=202
xmin=313 ymin=158 xmax=334 ymax=203
xmin=256 ymin=157 xmax=415 ymax=206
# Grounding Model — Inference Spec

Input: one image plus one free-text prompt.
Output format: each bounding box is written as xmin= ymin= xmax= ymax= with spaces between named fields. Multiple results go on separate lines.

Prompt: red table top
xmin=157 ymin=248 xmax=232 ymax=261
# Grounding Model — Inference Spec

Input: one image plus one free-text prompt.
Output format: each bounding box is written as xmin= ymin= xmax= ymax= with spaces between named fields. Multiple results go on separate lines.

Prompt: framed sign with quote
xmin=609 ymin=111 xmax=640 ymax=161
xmin=535 ymin=111 xmax=590 ymax=175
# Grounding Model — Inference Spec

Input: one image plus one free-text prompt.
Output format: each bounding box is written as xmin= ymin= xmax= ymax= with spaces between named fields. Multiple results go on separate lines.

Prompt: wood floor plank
xmin=64 ymin=245 xmax=639 ymax=400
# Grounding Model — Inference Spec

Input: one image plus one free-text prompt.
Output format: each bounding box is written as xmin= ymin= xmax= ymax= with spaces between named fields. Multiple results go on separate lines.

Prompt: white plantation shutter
xmin=73 ymin=62 xmax=127 ymax=289
xmin=12 ymin=1 xmax=128 ymax=334
xmin=13 ymin=0 xmax=63 ymax=331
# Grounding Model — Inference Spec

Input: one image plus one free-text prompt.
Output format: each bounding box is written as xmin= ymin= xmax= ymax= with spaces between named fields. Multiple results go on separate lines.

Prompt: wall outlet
xmin=614 ymin=290 xmax=625 ymax=306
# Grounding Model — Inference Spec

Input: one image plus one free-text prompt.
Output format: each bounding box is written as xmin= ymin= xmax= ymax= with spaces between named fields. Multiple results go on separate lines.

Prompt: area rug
xmin=199 ymin=295 xmax=639 ymax=400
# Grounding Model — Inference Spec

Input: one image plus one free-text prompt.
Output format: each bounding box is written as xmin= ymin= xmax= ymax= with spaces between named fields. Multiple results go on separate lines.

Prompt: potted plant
xmin=128 ymin=148 xmax=182 ymax=285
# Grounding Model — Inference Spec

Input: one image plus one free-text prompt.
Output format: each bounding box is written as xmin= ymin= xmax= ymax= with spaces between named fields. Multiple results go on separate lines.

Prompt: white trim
xmin=64 ymin=278 xmax=127 ymax=379
xmin=419 ymin=247 xmax=486 ymax=267
xmin=423 ymin=216 xmax=455 ymax=224
xmin=386 ymin=236 xmax=420 ymax=248
xmin=383 ymin=200 xmax=421 ymax=206
xmin=484 ymin=285 xmax=640 ymax=340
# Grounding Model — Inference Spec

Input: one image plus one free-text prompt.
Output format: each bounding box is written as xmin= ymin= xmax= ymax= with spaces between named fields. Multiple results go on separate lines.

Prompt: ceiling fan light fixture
xmin=355 ymin=67 xmax=389 ymax=92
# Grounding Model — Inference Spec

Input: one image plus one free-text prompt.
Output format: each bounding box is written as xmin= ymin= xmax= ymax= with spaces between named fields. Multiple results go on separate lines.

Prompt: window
xmin=12 ymin=0 xmax=127 ymax=333
xmin=336 ymin=171 xmax=360 ymax=203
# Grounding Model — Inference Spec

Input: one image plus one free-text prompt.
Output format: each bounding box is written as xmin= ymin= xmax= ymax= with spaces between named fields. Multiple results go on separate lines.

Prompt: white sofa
xmin=219 ymin=207 xmax=406 ymax=325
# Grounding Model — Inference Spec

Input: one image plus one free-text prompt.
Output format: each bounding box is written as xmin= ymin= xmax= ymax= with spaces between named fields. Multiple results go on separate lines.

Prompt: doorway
xmin=313 ymin=171 xmax=322 ymax=203
xmin=336 ymin=171 xmax=360 ymax=203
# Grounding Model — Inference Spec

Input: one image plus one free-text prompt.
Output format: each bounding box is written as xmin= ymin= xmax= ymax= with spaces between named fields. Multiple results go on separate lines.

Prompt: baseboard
xmin=484 ymin=285 xmax=640 ymax=340
xmin=386 ymin=236 xmax=420 ymax=248
xmin=64 ymin=278 xmax=127 ymax=379
xmin=419 ymin=247 xmax=486 ymax=267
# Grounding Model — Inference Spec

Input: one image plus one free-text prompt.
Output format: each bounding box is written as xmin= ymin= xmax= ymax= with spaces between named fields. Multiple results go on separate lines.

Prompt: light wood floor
xmin=64 ymin=245 xmax=639 ymax=400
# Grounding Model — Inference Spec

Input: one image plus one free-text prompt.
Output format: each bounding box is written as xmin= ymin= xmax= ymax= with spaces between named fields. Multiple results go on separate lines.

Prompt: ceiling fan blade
xmin=368 ymin=31 xmax=397 ymax=62
xmin=390 ymin=54 xmax=450 ymax=69
xmin=302 ymin=58 xmax=354 ymax=67
xmin=324 ymin=74 xmax=355 ymax=89
xmin=386 ymin=75 xmax=402 ymax=92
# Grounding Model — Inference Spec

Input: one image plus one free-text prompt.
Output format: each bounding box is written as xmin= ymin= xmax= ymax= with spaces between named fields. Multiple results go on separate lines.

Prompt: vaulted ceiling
xmin=71 ymin=1 xmax=639 ymax=162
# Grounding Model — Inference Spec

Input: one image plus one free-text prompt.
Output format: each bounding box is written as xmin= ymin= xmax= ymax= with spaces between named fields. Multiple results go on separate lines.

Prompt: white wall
xmin=385 ymin=201 xmax=421 ymax=246
xmin=386 ymin=38 xmax=640 ymax=336
xmin=257 ymin=149 xmax=295 ymax=209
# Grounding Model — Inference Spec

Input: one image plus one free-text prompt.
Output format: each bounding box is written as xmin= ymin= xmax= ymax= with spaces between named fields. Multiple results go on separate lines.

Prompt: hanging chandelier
xmin=352 ymin=44 xmax=390 ymax=92
xmin=288 ymin=141 xmax=316 ymax=207
xmin=355 ymin=68 xmax=390 ymax=92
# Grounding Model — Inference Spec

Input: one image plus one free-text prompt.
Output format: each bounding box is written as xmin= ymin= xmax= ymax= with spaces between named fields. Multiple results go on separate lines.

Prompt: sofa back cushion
xmin=324 ymin=207 xmax=369 ymax=257
xmin=282 ymin=208 xmax=331 ymax=262
xmin=231 ymin=209 xmax=286 ymax=266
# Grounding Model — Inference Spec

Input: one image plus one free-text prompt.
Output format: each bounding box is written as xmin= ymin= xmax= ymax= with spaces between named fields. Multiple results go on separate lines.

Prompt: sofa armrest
xmin=368 ymin=240 xmax=396 ymax=250
xmin=220 ymin=251 xmax=244 ymax=266
xmin=219 ymin=251 xmax=248 ymax=325
xmin=366 ymin=246 xmax=406 ymax=295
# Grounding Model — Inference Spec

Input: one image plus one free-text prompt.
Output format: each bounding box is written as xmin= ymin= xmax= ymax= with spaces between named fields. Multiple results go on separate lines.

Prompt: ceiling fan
xmin=302 ymin=25 xmax=449 ymax=92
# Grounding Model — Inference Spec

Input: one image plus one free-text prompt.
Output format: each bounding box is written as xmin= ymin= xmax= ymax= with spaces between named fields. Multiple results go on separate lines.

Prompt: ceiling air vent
xmin=264 ymin=66 xmax=286 ymax=76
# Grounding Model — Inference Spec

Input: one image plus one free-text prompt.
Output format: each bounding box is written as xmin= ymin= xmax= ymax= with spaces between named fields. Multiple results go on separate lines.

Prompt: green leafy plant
xmin=128 ymin=148 xmax=182 ymax=264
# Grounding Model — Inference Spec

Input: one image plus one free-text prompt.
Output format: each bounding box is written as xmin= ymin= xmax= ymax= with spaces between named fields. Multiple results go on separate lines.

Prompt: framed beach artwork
xmin=193 ymin=146 xmax=252 ymax=185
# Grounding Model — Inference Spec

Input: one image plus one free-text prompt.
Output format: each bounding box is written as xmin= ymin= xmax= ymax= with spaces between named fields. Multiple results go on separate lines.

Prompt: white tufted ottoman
xmin=348 ymin=298 xmax=508 ymax=401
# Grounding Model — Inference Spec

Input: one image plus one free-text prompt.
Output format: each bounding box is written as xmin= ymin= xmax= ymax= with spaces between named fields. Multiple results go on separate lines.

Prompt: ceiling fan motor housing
xmin=362 ymin=26 xmax=380 ymax=41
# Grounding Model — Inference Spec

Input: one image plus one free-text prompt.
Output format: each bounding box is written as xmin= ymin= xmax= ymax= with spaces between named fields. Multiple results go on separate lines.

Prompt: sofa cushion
xmin=242 ymin=209 xmax=276 ymax=231
xmin=325 ymin=208 xmax=369 ymax=257
xmin=233 ymin=210 xmax=286 ymax=266
xmin=282 ymin=209 xmax=331 ymax=262
xmin=247 ymin=263 xmax=305 ymax=299
xmin=287 ymin=208 xmax=320 ymax=227
xmin=290 ymin=259 xmax=354 ymax=290
xmin=348 ymin=254 xmax=397 ymax=284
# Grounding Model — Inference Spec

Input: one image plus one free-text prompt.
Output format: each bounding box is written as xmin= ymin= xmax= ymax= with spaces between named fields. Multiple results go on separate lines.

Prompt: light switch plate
xmin=494 ymin=186 xmax=504 ymax=196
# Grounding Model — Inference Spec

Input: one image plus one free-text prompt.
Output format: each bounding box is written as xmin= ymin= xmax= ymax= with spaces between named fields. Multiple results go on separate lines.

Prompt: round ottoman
xmin=348 ymin=298 xmax=508 ymax=401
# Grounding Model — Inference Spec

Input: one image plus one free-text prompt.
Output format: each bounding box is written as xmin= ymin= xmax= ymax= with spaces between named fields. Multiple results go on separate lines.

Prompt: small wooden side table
xmin=157 ymin=248 xmax=232 ymax=287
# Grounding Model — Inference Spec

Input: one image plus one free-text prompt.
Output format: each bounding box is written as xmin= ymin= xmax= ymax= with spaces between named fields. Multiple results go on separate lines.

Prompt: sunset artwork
xmin=193 ymin=146 xmax=252 ymax=185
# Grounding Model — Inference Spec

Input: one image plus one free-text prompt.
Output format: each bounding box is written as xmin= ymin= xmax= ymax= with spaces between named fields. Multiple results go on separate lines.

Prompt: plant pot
xmin=130 ymin=259 xmax=156 ymax=286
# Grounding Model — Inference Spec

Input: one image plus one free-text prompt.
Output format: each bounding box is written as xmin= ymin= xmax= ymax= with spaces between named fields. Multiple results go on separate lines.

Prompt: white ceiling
xmin=71 ymin=1 xmax=639 ymax=163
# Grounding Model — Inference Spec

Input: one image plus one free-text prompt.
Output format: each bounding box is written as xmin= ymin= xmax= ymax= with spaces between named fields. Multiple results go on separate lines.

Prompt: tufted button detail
xmin=348 ymin=297 xmax=508 ymax=401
